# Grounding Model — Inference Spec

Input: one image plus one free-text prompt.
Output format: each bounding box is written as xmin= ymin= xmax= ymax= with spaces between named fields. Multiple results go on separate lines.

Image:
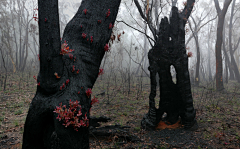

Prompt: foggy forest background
xmin=0 ymin=0 xmax=240 ymax=148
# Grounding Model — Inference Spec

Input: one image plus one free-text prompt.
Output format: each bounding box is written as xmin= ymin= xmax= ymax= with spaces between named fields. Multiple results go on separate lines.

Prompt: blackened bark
xmin=22 ymin=0 xmax=121 ymax=148
xmin=142 ymin=2 xmax=198 ymax=131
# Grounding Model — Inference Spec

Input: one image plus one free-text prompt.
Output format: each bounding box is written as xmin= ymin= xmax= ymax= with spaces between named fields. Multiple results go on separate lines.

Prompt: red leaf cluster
xmin=187 ymin=52 xmax=193 ymax=57
xmin=33 ymin=76 xmax=37 ymax=81
xmin=109 ymin=23 xmax=113 ymax=29
xmin=83 ymin=9 xmax=87 ymax=15
xmin=106 ymin=9 xmax=111 ymax=18
xmin=33 ymin=76 xmax=40 ymax=86
xmin=104 ymin=44 xmax=110 ymax=52
xmin=33 ymin=14 xmax=38 ymax=21
xmin=98 ymin=68 xmax=104 ymax=76
xmin=66 ymin=79 xmax=70 ymax=85
xmin=60 ymin=82 xmax=68 ymax=90
xmin=91 ymin=96 xmax=99 ymax=106
xmin=69 ymin=54 xmax=74 ymax=60
xmin=60 ymin=41 xmax=74 ymax=55
xmin=72 ymin=65 xmax=75 ymax=72
xmin=90 ymin=36 xmax=93 ymax=43
xmin=53 ymin=100 xmax=89 ymax=131
xmin=86 ymin=88 xmax=92 ymax=98
xmin=82 ymin=33 xmax=87 ymax=39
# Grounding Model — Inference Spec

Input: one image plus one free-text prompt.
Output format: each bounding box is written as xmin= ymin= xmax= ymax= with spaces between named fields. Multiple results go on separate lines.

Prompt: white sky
xmin=60 ymin=0 xmax=191 ymax=23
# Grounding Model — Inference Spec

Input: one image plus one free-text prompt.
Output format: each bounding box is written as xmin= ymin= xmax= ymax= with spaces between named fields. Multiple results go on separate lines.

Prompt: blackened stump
xmin=141 ymin=5 xmax=198 ymax=131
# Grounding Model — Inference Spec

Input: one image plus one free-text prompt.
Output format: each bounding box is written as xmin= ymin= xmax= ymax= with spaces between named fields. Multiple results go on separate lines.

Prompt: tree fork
xmin=22 ymin=0 xmax=121 ymax=148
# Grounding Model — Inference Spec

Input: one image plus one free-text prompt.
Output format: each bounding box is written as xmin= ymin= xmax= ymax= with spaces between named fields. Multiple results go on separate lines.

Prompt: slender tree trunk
xmin=194 ymin=35 xmax=200 ymax=86
xmin=0 ymin=48 xmax=7 ymax=91
xmin=20 ymin=23 xmax=29 ymax=72
xmin=215 ymin=18 xmax=225 ymax=91
xmin=200 ymin=61 xmax=206 ymax=82
xmin=225 ymin=54 xmax=228 ymax=83
xmin=228 ymin=0 xmax=240 ymax=83
xmin=12 ymin=17 xmax=19 ymax=71
xmin=21 ymin=23 xmax=30 ymax=72
xmin=19 ymin=15 xmax=22 ymax=70
xmin=188 ymin=18 xmax=201 ymax=86
xmin=214 ymin=0 xmax=232 ymax=91
xmin=222 ymin=22 xmax=229 ymax=83
xmin=207 ymin=26 xmax=212 ymax=82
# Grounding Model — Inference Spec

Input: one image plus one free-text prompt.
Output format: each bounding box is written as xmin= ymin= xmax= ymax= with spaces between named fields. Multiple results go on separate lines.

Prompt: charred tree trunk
xmin=141 ymin=3 xmax=198 ymax=131
xmin=22 ymin=0 xmax=121 ymax=148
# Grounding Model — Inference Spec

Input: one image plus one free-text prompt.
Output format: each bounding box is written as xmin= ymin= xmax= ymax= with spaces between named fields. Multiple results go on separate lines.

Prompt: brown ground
xmin=0 ymin=71 xmax=240 ymax=149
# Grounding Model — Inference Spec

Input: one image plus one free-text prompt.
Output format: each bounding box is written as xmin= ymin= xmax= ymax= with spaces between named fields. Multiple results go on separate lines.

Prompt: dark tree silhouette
xmin=22 ymin=0 xmax=121 ymax=148
xmin=137 ymin=0 xmax=198 ymax=130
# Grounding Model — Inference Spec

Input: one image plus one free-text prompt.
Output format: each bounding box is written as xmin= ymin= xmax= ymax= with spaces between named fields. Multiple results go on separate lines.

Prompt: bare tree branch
xmin=234 ymin=37 xmax=240 ymax=53
xmin=213 ymin=0 xmax=221 ymax=14
xmin=186 ymin=15 xmax=217 ymax=46
xmin=134 ymin=0 xmax=157 ymax=40
xmin=180 ymin=0 xmax=195 ymax=24
xmin=123 ymin=47 xmax=150 ymax=78
xmin=124 ymin=2 xmax=145 ymax=31
xmin=116 ymin=20 xmax=155 ymax=43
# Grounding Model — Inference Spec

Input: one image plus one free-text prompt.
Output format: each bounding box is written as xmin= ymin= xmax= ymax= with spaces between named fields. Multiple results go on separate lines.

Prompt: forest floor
xmin=0 ymin=71 xmax=240 ymax=149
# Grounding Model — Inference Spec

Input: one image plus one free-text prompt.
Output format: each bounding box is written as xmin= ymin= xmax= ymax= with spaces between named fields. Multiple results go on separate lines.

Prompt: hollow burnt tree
xmin=137 ymin=0 xmax=198 ymax=130
xmin=22 ymin=0 xmax=121 ymax=148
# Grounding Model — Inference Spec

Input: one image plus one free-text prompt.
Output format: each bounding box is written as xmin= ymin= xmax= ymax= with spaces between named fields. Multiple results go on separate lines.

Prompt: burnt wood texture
xmin=141 ymin=1 xmax=198 ymax=131
xmin=22 ymin=0 xmax=121 ymax=148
